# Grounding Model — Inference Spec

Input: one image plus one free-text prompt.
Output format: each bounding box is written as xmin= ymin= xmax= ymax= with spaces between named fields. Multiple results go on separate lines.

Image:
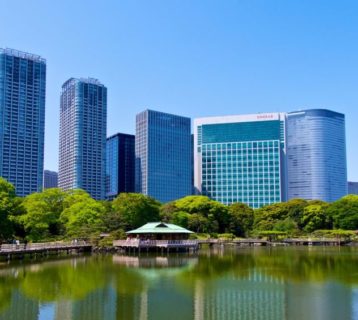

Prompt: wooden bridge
xmin=282 ymin=238 xmax=351 ymax=246
xmin=198 ymin=239 xmax=269 ymax=247
xmin=198 ymin=238 xmax=351 ymax=247
xmin=0 ymin=241 xmax=92 ymax=260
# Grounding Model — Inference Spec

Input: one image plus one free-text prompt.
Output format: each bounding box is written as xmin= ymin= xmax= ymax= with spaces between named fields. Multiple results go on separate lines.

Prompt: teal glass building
xmin=59 ymin=78 xmax=107 ymax=200
xmin=0 ymin=48 xmax=46 ymax=196
xmin=106 ymin=133 xmax=135 ymax=200
xmin=135 ymin=110 xmax=192 ymax=203
xmin=194 ymin=113 xmax=287 ymax=208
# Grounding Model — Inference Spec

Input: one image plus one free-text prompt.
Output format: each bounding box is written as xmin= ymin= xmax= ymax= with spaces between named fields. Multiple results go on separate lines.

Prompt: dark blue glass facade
xmin=59 ymin=78 xmax=107 ymax=200
xmin=348 ymin=182 xmax=358 ymax=195
xmin=287 ymin=109 xmax=347 ymax=201
xmin=43 ymin=170 xmax=58 ymax=189
xmin=106 ymin=133 xmax=135 ymax=200
xmin=0 ymin=48 xmax=46 ymax=196
xmin=135 ymin=110 xmax=192 ymax=203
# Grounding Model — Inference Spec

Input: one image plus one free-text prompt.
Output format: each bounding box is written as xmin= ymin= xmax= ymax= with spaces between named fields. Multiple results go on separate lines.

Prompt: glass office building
xmin=43 ymin=170 xmax=58 ymax=189
xmin=287 ymin=109 xmax=347 ymax=202
xmin=348 ymin=182 xmax=358 ymax=195
xmin=106 ymin=133 xmax=135 ymax=200
xmin=135 ymin=110 xmax=192 ymax=203
xmin=0 ymin=48 xmax=46 ymax=196
xmin=194 ymin=113 xmax=287 ymax=208
xmin=59 ymin=78 xmax=107 ymax=200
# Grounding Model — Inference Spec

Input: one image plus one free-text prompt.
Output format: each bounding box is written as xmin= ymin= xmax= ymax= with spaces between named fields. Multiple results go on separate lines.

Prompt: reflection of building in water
xmin=116 ymin=292 xmax=143 ymax=320
xmin=55 ymin=300 xmax=73 ymax=320
xmin=71 ymin=286 xmax=116 ymax=320
xmin=194 ymin=271 xmax=285 ymax=320
xmin=147 ymin=281 xmax=193 ymax=320
xmin=353 ymin=288 xmax=358 ymax=320
xmin=285 ymin=282 xmax=352 ymax=320
xmin=0 ymin=291 xmax=39 ymax=320
xmin=193 ymin=271 xmax=356 ymax=320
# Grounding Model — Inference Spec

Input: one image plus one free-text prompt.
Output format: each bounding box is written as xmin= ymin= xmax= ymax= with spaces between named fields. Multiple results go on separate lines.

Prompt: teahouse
xmin=126 ymin=222 xmax=193 ymax=240
xmin=113 ymin=222 xmax=198 ymax=252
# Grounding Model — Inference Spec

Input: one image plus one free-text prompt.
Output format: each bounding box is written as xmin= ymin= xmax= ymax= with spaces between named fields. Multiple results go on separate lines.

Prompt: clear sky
xmin=1 ymin=0 xmax=358 ymax=180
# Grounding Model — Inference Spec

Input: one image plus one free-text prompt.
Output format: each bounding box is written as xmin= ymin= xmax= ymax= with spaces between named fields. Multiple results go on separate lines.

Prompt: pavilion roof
xmin=126 ymin=222 xmax=194 ymax=234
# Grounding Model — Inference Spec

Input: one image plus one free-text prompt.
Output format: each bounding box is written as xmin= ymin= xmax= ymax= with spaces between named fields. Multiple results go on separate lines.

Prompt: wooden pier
xmin=282 ymin=238 xmax=351 ymax=246
xmin=198 ymin=239 xmax=269 ymax=247
xmin=113 ymin=239 xmax=199 ymax=252
xmin=197 ymin=238 xmax=353 ymax=247
xmin=0 ymin=241 xmax=92 ymax=260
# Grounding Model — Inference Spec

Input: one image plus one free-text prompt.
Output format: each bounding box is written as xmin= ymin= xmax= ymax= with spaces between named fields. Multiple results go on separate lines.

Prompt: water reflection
xmin=0 ymin=247 xmax=357 ymax=320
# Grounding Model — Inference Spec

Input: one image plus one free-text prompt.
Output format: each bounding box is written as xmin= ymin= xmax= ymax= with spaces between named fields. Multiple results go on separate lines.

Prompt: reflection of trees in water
xmin=0 ymin=256 xmax=111 ymax=305
xmin=0 ymin=278 xmax=18 ymax=312
xmin=0 ymin=248 xmax=358 ymax=318
xmin=252 ymin=247 xmax=358 ymax=284
xmin=176 ymin=247 xmax=358 ymax=287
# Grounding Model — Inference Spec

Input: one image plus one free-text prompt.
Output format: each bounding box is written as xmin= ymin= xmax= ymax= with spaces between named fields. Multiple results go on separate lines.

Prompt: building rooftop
xmin=62 ymin=77 xmax=105 ymax=89
xmin=107 ymin=132 xmax=135 ymax=140
xmin=0 ymin=48 xmax=46 ymax=63
xmin=126 ymin=222 xmax=194 ymax=234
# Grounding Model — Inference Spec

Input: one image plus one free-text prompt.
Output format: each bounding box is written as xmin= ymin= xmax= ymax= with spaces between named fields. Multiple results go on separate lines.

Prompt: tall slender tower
xmin=0 ymin=48 xmax=46 ymax=196
xmin=59 ymin=78 xmax=107 ymax=200
xmin=135 ymin=109 xmax=192 ymax=203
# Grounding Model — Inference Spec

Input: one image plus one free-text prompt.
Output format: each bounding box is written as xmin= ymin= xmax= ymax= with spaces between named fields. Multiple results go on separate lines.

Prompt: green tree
xmin=159 ymin=202 xmax=177 ymax=222
xmin=301 ymin=204 xmax=331 ymax=233
xmin=301 ymin=200 xmax=332 ymax=232
xmin=171 ymin=211 xmax=191 ymax=228
xmin=174 ymin=195 xmax=214 ymax=215
xmin=112 ymin=193 xmax=160 ymax=230
xmin=0 ymin=178 xmax=20 ymax=241
xmin=253 ymin=199 xmax=313 ymax=233
xmin=18 ymin=188 xmax=66 ymax=241
xmin=285 ymin=198 xmax=308 ymax=223
xmin=63 ymin=189 xmax=92 ymax=208
xmin=327 ymin=195 xmax=358 ymax=230
xmin=173 ymin=196 xmax=228 ymax=233
xmin=60 ymin=199 xmax=105 ymax=238
xmin=100 ymin=200 xmax=123 ymax=232
xmin=253 ymin=202 xmax=289 ymax=232
xmin=227 ymin=203 xmax=254 ymax=237
xmin=187 ymin=213 xmax=210 ymax=233
xmin=273 ymin=218 xmax=298 ymax=234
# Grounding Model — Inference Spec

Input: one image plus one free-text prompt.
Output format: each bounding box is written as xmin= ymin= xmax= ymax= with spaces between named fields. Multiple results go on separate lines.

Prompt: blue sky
xmin=1 ymin=0 xmax=358 ymax=180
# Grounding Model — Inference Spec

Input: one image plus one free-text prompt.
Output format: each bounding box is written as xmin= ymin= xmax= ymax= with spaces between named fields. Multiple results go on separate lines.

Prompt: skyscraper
xmin=286 ymin=109 xmax=347 ymax=202
xmin=106 ymin=133 xmax=135 ymax=200
xmin=59 ymin=78 xmax=107 ymax=200
xmin=135 ymin=109 xmax=192 ymax=203
xmin=0 ymin=48 xmax=46 ymax=196
xmin=194 ymin=113 xmax=287 ymax=208
xmin=348 ymin=182 xmax=358 ymax=195
xmin=43 ymin=170 xmax=58 ymax=189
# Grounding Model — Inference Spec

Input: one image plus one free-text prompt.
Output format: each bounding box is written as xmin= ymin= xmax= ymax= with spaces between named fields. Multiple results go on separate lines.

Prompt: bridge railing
xmin=0 ymin=241 xmax=89 ymax=252
xmin=283 ymin=238 xmax=348 ymax=243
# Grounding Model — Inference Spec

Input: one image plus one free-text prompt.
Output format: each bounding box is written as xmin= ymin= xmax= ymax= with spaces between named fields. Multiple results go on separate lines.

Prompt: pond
xmin=0 ymin=246 xmax=357 ymax=320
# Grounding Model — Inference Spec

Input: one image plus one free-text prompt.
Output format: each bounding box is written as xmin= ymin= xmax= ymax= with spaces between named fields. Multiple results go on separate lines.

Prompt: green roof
xmin=126 ymin=222 xmax=194 ymax=234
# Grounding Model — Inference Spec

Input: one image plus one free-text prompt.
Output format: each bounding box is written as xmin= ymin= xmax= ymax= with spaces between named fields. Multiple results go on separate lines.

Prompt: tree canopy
xmin=0 ymin=178 xmax=21 ymax=241
xmin=112 ymin=193 xmax=161 ymax=230
xmin=0 ymin=178 xmax=357 ymax=242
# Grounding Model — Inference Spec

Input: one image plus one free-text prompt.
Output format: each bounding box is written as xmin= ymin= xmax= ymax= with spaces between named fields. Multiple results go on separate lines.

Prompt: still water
xmin=0 ymin=247 xmax=357 ymax=320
